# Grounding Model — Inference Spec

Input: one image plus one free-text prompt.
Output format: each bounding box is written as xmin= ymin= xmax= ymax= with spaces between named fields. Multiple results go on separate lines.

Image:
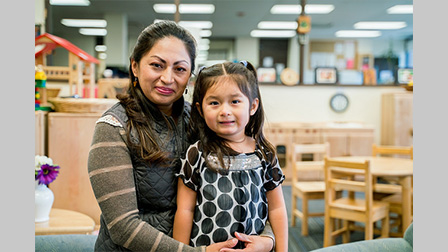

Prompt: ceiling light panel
xmin=50 ymin=0 xmax=90 ymax=6
xmin=335 ymin=30 xmax=381 ymax=38
xmin=79 ymin=28 xmax=107 ymax=36
xmin=354 ymin=22 xmax=406 ymax=30
xmin=258 ymin=21 xmax=297 ymax=29
xmin=61 ymin=19 xmax=107 ymax=28
xmin=200 ymin=30 xmax=212 ymax=37
xmin=250 ymin=30 xmax=296 ymax=38
xmin=270 ymin=4 xmax=334 ymax=14
xmin=178 ymin=21 xmax=213 ymax=29
xmin=153 ymin=4 xmax=215 ymax=14
xmin=387 ymin=5 xmax=413 ymax=14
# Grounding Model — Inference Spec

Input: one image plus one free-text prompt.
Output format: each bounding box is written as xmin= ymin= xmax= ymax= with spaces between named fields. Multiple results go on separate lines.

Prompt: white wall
xmin=259 ymin=85 xmax=408 ymax=144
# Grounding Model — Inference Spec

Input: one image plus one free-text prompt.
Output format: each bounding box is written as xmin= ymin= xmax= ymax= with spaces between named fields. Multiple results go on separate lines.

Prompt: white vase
xmin=35 ymin=181 xmax=54 ymax=222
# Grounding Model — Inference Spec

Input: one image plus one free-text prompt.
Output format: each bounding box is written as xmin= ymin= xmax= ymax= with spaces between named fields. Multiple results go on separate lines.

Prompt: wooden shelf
xmin=260 ymin=83 xmax=402 ymax=87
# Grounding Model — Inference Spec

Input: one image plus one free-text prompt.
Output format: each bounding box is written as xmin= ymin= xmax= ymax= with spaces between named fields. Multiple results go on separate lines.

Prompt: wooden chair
xmin=291 ymin=142 xmax=329 ymax=236
xmin=372 ymin=144 xmax=413 ymax=160
xmin=323 ymin=157 xmax=390 ymax=247
xmin=372 ymin=144 xmax=413 ymax=237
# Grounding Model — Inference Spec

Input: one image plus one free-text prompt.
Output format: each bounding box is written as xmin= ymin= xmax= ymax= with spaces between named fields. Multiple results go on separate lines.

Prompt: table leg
xmin=399 ymin=176 xmax=412 ymax=230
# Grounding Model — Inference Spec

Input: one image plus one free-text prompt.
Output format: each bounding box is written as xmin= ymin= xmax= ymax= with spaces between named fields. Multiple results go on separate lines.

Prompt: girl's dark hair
xmin=189 ymin=61 xmax=276 ymax=170
xmin=117 ymin=20 xmax=197 ymax=164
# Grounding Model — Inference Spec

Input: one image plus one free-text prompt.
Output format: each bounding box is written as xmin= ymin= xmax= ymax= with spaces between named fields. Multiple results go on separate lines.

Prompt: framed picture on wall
xmin=397 ymin=68 xmax=413 ymax=84
xmin=257 ymin=68 xmax=277 ymax=83
xmin=315 ymin=67 xmax=338 ymax=84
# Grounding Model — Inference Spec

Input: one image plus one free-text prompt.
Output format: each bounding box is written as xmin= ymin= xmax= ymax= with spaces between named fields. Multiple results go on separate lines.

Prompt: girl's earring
xmin=184 ymin=87 xmax=188 ymax=94
xmin=133 ymin=77 xmax=138 ymax=87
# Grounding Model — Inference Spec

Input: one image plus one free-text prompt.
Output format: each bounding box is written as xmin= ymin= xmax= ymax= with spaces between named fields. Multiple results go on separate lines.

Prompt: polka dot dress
xmin=178 ymin=141 xmax=285 ymax=247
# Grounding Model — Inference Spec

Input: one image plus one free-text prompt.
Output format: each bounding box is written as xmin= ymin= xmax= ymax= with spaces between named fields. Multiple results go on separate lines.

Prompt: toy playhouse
xmin=35 ymin=33 xmax=100 ymax=98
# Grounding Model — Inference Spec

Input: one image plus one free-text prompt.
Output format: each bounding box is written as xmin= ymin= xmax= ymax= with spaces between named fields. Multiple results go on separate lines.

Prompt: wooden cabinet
xmin=35 ymin=111 xmax=48 ymax=156
xmin=381 ymin=92 xmax=413 ymax=146
xmin=48 ymin=112 xmax=102 ymax=228
xmin=321 ymin=127 xmax=375 ymax=157
xmin=264 ymin=122 xmax=374 ymax=183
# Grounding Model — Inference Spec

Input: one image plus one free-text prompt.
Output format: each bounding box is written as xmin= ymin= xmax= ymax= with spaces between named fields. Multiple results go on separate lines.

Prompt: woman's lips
xmin=155 ymin=86 xmax=175 ymax=95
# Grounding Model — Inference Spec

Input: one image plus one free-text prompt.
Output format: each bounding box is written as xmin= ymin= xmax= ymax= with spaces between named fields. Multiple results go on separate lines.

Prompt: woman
xmin=88 ymin=20 xmax=275 ymax=251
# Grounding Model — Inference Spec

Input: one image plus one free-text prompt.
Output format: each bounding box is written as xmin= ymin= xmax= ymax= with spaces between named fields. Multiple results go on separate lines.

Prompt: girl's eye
xmin=232 ymin=100 xmax=240 ymax=104
xmin=210 ymin=101 xmax=219 ymax=106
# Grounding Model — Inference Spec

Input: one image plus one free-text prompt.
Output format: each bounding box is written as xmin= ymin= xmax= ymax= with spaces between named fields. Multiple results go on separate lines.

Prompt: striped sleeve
xmin=88 ymin=117 xmax=202 ymax=252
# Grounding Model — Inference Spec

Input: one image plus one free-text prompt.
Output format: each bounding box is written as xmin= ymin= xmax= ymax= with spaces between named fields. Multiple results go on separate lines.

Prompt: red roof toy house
xmin=35 ymin=33 xmax=100 ymax=97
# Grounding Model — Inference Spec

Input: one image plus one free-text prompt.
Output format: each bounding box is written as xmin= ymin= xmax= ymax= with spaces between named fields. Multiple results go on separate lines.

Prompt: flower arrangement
xmin=35 ymin=155 xmax=60 ymax=185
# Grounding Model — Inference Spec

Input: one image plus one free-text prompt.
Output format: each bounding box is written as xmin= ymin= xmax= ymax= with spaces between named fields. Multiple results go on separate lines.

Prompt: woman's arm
xmin=173 ymin=177 xmax=198 ymax=244
xmin=265 ymin=185 xmax=288 ymax=252
xmin=88 ymin=120 xmax=202 ymax=252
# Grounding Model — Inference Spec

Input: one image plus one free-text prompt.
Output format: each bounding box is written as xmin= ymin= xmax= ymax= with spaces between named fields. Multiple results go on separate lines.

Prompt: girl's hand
xmin=219 ymin=232 xmax=274 ymax=252
xmin=206 ymin=238 xmax=239 ymax=252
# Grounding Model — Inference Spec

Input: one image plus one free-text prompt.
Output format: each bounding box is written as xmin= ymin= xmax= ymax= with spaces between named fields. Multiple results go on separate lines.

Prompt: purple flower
xmin=36 ymin=164 xmax=60 ymax=185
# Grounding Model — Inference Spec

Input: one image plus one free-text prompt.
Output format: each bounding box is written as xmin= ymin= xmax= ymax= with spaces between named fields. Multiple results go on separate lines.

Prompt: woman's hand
xmin=206 ymin=238 xmax=239 ymax=252
xmin=219 ymin=232 xmax=274 ymax=252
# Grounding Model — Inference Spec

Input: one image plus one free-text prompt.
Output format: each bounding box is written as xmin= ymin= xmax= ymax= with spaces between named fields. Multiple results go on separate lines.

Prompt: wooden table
xmin=35 ymin=208 xmax=95 ymax=235
xmin=330 ymin=156 xmax=413 ymax=231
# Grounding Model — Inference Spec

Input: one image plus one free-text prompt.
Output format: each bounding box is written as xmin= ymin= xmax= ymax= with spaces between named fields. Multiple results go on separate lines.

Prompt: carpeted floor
xmin=283 ymin=185 xmax=369 ymax=251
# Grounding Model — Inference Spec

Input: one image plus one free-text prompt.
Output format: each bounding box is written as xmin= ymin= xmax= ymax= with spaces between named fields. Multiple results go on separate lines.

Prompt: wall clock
xmin=280 ymin=68 xmax=299 ymax=86
xmin=330 ymin=93 xmax=349 ymax=113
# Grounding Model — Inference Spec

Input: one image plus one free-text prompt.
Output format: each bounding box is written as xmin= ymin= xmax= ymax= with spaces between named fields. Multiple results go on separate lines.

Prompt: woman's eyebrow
xmin=149 ymin=55 xmax=189 ymax=66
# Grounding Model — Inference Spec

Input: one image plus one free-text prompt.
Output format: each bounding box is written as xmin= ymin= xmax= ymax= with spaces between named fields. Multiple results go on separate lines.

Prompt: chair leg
xmin=381 ymin=215 xmax=390 ymax=238
xmin=301 ymin=195 xmax=309 ymax=236
xmin=342 ymin=220 xmax=350 ymax=244
xmin=291 ymin=194 xmax=297 ymax=227
xmin=365 ymin=220 xmax=374 ymax=240
xmin=323 ymin=215 xmax=333 ymax=247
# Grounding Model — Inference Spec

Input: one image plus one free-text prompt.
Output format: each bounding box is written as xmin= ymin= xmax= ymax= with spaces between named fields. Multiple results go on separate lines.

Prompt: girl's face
xmin=198 ymin=79 xmax=259 ymax=142
xmin=131 ymin=36 xmax=191 ymax=116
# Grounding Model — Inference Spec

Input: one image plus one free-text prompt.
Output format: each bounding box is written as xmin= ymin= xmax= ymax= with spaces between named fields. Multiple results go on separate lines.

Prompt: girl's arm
xmin=173 ymin=177 xmax=198 ymax=244
xmin=266 ymin=185 xmax=288 ymax=252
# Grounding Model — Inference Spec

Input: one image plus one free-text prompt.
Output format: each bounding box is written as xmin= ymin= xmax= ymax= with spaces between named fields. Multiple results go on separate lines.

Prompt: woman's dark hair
xmin=117 ymin=20 xmax=197 ymax=164
xmin=189 ymin=61 xmax=276 ymax=170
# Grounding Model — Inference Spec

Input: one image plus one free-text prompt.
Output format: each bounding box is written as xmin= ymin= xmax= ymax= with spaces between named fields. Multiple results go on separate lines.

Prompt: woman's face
xmin=132 ymin=36 xmax=191 ymax=115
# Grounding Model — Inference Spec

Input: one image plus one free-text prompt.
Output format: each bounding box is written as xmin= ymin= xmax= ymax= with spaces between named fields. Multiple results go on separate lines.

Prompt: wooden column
xmin=298 ymin=0 xmax=306 ymax=84
xmin=174 ymin=0 xmax=180 ymax=23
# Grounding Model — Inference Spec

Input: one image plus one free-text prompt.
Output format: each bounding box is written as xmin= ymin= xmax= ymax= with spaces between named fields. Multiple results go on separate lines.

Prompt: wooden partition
xmin=48 ymin=112 xmax=102 ymax=228
xmin=35 ymin=111 xmax=48 ymax=156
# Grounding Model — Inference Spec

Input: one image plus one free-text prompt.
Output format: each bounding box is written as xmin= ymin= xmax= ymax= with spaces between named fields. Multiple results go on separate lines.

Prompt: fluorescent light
xmin=200 ymin=30 xmax=212 ymax=37
xmin=354 ymin=22 xmax=406 ymax=30
xmin=306 ymin=5 xmax=335 ymax=14
xmin=179 ymin=21 xmax=213 ymax=29
xmin=98 ymin=53 xmax=107 ymax=60
xmin=50 ymin=0 xmax=90 ymax=6
xmin=258 ymin=21 xmax=297 ymax=30
xmin=250 ymin=30 xmax=296 ymax=38
xmin=335 ymin=30 xmax=381 ymax=38
xmin=200 ymin=39 xmax=210 ymax=45
xmin=153 ymin=4 xmax=215 ymax=14
xmin=79 ymin=28 xmax=107 ymax=36
xmin=271 ymin=5 xmax=301 ymax=14
xmin=95 ymin=45 xmax=107 ymax=52
xmin=61 ymin=19 xmax=107 ymax=28
xmin=270 ymin=4 xmax=334 ymax=14
xmin=387 ymin=5 xmax=413 ymax=14
xmin=198 ymin=44 xmax=210 ymax=51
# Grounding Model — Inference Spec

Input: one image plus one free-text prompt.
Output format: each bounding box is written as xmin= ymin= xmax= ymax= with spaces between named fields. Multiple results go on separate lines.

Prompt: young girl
xmin=173 ymin=61 xmax=288 ymax=251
